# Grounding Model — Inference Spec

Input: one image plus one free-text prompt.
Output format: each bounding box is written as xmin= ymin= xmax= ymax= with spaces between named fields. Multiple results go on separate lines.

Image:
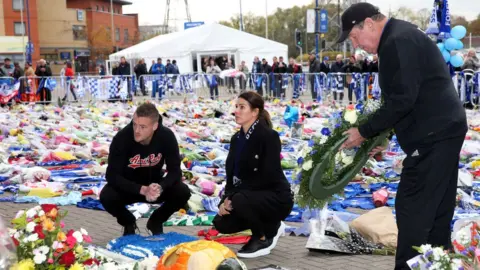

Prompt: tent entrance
xmin=194 ymin=51 xmax=238 ymax=72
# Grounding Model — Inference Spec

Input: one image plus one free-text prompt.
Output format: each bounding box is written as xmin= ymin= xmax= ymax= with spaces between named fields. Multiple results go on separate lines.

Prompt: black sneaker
xmin=237 ymin=237 xmax=272 ymax=258
xmin=123 ymin=223 xmax=139 ymax=236
xmin=147 ymin=219 xmax=164 ymax=235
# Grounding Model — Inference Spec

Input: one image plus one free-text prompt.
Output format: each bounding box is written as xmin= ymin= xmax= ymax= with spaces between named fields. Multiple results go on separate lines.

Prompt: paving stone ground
xmin=0 ymin=201 xmax=395 ymax=270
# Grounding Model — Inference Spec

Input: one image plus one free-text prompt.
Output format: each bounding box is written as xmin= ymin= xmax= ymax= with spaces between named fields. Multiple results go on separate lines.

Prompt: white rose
xmin=342 ymin=155 xmax=354 ymax=166
xmin=302 ymin=160 xmax=313 ymax=171
xmin=81 ymin=228 xmax=88 ymax=235
xmin=34 ymin=206 xmax=42 ymax=211
xmin=27 ymin=233 xmax=39 ymax=242
xmin=15 ymin=210 xmax=25 ymax=219
xmin=419 ymin=244 xmax=432 ymax=254
xmin=26 ymin=208 xmax=37 ymax=218
xmin=38 ymin=210 xmax=45 ymax=217
xmin=33 ymin=253 xmax=46 ymax=264
xmin=14 ymin=232 xmax=20 ymax=239
xmin=73 ymin=231 xmax=84 ymax=243
xmin=344 ymin=110 xmax=358 ymax=124
xmin=432 ymin=247 xmax=443 ymax=261
xmin=26 ymin=222 xmax=36 ymax=233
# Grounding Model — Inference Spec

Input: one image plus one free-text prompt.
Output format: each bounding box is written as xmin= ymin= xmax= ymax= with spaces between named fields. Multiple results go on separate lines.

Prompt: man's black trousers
xmin=100 ymin=181 xmax=191 ymax=227
xmin=213 ymin=189 xmax=293 ymax=239
xmin=395 ymin=136 xmax=465 ymax=270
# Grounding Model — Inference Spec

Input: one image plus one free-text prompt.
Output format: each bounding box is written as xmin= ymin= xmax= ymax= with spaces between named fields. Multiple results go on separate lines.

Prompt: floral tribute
xmin=296 ymin=100 xmax=390 ymax=208
xmin=408 ymin=222 xmax=480 ymax=270
xmin=8 ymin=204 xmax=99 ymax=270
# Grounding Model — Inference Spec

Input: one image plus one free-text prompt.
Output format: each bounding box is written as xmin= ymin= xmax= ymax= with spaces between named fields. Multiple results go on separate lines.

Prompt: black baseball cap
xmin=336 ymin=3 xmax=381 ymax=43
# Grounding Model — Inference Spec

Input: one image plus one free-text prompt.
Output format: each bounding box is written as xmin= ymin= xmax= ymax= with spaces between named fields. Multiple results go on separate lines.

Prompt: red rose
xmin=59 ymin=250 xmax=75 ymax=267
xmin=34 ymin=225 xmax=45 ymax=239
xmin=41 ymin=204 xmax=58 ymax=213
xmin=66 ymin=229 xmax=74 ymax=237
xmin=66 ymin=235 xmax=76 ymax=248
xmin=83 ymin=258 xmax=100 ymax=266
xmin=11 ymin=236 xmax=19 ymax=246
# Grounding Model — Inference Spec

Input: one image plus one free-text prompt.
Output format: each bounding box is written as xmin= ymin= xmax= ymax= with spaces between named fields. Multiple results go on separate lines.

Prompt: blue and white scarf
xmin=425 ymin=1 xmax=439 ymax=35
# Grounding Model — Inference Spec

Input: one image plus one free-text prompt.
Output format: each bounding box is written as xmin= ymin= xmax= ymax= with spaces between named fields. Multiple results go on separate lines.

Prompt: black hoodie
xmin=106 ymin=116 xmax=182 ymax=195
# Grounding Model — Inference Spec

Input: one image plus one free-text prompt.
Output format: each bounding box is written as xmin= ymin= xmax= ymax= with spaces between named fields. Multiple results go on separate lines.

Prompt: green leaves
xmin=11 ymin=212 xmax=27 ymax=230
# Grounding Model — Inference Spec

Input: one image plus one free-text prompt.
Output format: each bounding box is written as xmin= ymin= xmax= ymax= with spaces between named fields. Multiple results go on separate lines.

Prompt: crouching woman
xmin=213 ymin=91 xmax=294 ymax=259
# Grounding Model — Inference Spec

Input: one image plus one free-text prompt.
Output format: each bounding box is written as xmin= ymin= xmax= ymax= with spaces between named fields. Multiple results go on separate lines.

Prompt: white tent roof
xmin=109 ymin=23 xmax=288 ymax=61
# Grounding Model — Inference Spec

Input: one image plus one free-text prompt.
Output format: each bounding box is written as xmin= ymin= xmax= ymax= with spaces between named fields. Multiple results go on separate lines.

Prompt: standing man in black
xmin=338 ymin=3 xmax=467 ymax=269
xmin=100 ymin=103 xmax=191 ymax=236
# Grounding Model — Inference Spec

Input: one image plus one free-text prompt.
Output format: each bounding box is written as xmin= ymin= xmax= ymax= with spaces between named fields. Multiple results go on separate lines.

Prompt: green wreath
xmin=296 ymin=101 xmax=390 ymax=208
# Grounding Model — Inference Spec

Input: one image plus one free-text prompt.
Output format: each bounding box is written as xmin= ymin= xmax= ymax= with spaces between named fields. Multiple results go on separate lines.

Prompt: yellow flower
xmin=57 ymin=231 xmax=67 ymax=242
xmin=48 ymin=208 xmax=58 ymax=219
xmin=68 ymin=263 xmax=85 ymax=270
xmin=75 ymin=245 xmax=84 ymax=254
xmin=42 ymin=218 xmax=56 ymax=232
xmin=10 ymin=259 xmax=35 ymax=270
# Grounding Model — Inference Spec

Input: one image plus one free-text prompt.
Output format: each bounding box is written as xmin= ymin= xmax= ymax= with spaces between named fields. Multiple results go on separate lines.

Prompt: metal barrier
xmin=0 ymin=71 xmax=477 ymax=105
xmin=454 ymin=71 xmax=480 ymax=107
xmin=11 ymin=75 xmax=136 ymax=104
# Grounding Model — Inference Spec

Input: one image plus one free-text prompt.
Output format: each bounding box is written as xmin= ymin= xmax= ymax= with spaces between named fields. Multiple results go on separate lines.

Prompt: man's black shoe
xmin=147 ymin=219 xmax=164 ymax=235
xmin=123 ymin=223 xmax=139 ymax=236
xmin=237 ymin=237 xmax=272 ymax=258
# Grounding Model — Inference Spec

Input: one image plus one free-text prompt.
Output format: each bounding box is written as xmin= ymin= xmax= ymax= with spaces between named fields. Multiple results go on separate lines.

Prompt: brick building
xmin=0 ymin=0 xmax=40 ymax=64
xmin=66 ymin=0 xmax=140 ymax=71
xmin=0 ymin=0 xmax=138 ymax=73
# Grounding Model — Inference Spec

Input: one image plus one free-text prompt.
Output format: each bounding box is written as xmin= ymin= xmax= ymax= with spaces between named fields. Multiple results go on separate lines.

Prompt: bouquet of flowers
xmin=407 ymin=221 xmax=480 ymax=270
xmin=296 ymin=100 xmax=391 ymax=208
xmin=8 ymin=204 xmax=100 ymax=270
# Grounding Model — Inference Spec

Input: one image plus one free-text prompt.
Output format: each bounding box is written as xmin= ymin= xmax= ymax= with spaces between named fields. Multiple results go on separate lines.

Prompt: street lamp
xmin=110 ymin=0 xmax=115 ymax=51
xmin=239 ymin=0 xmax=244 ymax=31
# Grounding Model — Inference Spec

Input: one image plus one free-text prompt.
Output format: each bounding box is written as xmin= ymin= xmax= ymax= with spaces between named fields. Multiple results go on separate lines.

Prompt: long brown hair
xmin=238 ymin=91 xmax=272 ymax=129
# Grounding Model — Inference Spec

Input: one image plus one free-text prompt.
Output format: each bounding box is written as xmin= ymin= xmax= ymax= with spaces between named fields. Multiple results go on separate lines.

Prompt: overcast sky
xmin=123 ymin=0 xmax=479 ymax=29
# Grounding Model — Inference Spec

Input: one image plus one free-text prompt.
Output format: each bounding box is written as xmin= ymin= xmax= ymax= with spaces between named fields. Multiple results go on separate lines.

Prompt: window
xmin=107 ymin=7 xmax=110 ymax=12
xmin=102 ymin=6 xmax=104 ymax=12
xmin=106 ymin=27 xmax=112 ymax=40
xmin=13 ymin=0 xmax=23 ymax=11
xmin=72 ymin=25 xmax=87 ymax=40
xmin=96 ymin=5 xmax=99 ymax=11
xmin=115 ymin=28 xmax=120 ymax=41
xmin=14 ymin=22 xmax=25 ymax=35
xmin=124 ymin=29 xmax=129 ymax=42
xmin=41 ymin=54 xmax=59 ymax=62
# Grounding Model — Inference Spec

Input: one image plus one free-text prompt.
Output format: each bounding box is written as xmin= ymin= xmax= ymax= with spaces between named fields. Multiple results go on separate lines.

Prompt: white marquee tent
xmin=109 ymin=23 xmax=288 ymax=73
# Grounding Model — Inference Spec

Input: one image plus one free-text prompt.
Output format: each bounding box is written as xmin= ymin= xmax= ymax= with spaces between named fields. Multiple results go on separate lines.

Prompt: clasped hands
xmin=140 ymin=183 xmax=162 ymax=202
xmin=341 ymin=128 xmax=386 ymax=157
xmin=218 ymin=198 xmax=233 ymax=216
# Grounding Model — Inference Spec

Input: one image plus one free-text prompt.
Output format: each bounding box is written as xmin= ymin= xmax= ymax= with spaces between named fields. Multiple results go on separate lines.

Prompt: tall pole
xmin=315 ymin=0 xmax=319 ymax=57
xmin=110 ymin=0 xmax=115 ymax=51
xmin=265 ymin=0 xmax=268 ymax=39
xmin=25 ymin=0 xmax=32 ymax=63
xmin=239 ymin=0 xmax=244 ymax=31
xmin=470 ymin=33 xmax=472 ymax=48
xmin=21 ymin=0 xmax=25 ymax=64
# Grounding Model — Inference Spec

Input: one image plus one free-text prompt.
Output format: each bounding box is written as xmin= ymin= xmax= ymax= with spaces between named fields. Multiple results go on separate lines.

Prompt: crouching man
xmin=100 ymin=103 xmax=191 ymax=236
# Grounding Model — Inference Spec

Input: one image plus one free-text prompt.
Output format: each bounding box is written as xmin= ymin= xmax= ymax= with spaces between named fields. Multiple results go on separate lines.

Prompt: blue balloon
xmin=442 ymin=50 xmax=451 ymax=63
xmin=451 ymin=25 xmax=467 ymax=40
xmin=444 ymin=38 xmax=458 ymax=51
xmin=455 ymin=39 xmax=464 ymax=50
xmin=437 ymin=43 xmax=445 ymax=51
xmin=450 ymin=54 xmax=464 ymax=68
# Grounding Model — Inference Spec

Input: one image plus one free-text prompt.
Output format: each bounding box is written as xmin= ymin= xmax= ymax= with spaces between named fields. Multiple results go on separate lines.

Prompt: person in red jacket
xmin=62 ymin=62 xmax=77 ymax=101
